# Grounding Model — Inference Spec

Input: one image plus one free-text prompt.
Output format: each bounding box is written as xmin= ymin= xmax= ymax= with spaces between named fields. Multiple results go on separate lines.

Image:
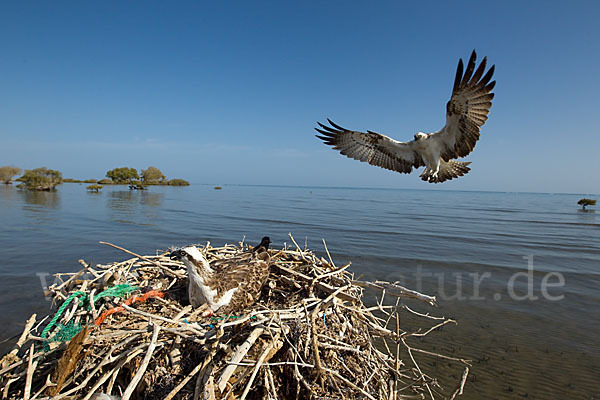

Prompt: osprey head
xmin=414 ymin=132 xmax=428 ymax=141
xmin=170 ymin=246 xmax=204 ymax=263
xmin=170 ymin=245 xmax=213 ymax=276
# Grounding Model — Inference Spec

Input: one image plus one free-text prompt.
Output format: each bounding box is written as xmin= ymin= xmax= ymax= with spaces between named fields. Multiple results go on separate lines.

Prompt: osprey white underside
xmin=183 ymin=247 xmax=239 ymax=311
xmin=413 ymin=133 xmax=447 ymax=178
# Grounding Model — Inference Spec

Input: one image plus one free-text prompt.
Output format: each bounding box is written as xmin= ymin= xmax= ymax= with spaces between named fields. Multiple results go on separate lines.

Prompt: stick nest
xmin=1 ymin=236 xmax=469 ymax=399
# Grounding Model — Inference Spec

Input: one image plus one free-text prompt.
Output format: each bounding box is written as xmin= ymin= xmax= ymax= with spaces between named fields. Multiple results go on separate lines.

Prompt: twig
xmin=273 ymin=264 xmax=357 ymax=302
xmin=163 ymin=358 xmax=206 ymax=400
xmin=121 ymin=323 xmax=161 ymax=400
xmin=322 ymin=367 xmax=377 ymax=400
xmin=217 ymin=327 xmax=264 ymax=392
xmin=352 ymin=280 xmax=436 ymax=305
xmin=449 ymin=367 xmax=469 ymax=400
xmin=239 ymin=333 xmax=282 ymax=400
xmin=99 ymin=241 xmax=183 ymax=278
xmin=1 ymin=313 xmax=36 ymax=368
xmin=23 ymin=344 xmax=36 ymax=400
xmin=321 ymin=238 xmax=336 ymax=268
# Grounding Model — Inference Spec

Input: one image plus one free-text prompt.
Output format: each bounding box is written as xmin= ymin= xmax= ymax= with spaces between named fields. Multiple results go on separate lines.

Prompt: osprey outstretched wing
xmin=316 ymin=50 xmax=495 ymax=183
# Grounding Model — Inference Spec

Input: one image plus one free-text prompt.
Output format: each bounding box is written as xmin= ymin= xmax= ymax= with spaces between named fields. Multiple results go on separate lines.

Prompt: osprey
xmin=170 ymin=245 xmax=270 ymax=313
xmin=316 ymin=50 xmax=495 ymax=183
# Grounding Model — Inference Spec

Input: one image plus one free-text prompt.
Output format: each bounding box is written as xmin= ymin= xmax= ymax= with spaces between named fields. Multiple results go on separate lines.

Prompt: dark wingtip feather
xmin=471 ymin=56 xmax=487 ymax=83
xmin=485 ymin=80 xmax=496 ymax=92
xmin=314 ymin=128 xmax=335 ymax=137
xmin=461 ymin=51 xmax=478 ymax=86
xmin=453 ymin=59 xmax=464 ymax=92
xmin=316 ymin=121 xmax=340 ymax=134
xmin=479 ymin=65 xmax=495 ymax=87
xmin=327 ymin=119 xmax=347 ymax=131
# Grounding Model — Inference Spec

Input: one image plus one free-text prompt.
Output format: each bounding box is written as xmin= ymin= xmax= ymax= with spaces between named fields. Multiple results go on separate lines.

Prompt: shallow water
xmin=1 ymin=183 xmax=599 ymax=398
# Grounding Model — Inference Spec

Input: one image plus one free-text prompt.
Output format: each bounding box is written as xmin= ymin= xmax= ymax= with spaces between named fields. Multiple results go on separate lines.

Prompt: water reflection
xmin=106 ymin=189 xmax=164 ymax=225
xmin=108 ymin=190 xmax=137 ymax=212
xmin=108 ymin=190 xmax=164 ymax=209
xmin=140 ymin=191 xmax=164 ymax=208
xmin=20 ymin=189 xmax=61 ymax=209
xmin=0 ymin=184 xmax=17 ymax=205
xmin=576 ymin=208 xmax=597 ymax=224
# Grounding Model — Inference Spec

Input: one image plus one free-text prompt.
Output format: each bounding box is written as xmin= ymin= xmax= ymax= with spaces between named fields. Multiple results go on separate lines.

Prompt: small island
xmin=86 ymin=184 xmax=103 ymax=192
xmin=99 ymin=166 xmax=190 ymax=188
xmin=0 ymin=166 xmax=22 ymax=184
xmin=578 ymin=198 xmax=596 ymax=211
xmin=16 ymin=167 xmax=63 ymax=191
xmin=4 ymin=165 xmax=189 ymax=191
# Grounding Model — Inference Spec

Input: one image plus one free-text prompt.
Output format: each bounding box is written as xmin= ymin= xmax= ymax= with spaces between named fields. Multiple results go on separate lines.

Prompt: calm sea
xmin=1 ymin=183 xmax=599 ymax=399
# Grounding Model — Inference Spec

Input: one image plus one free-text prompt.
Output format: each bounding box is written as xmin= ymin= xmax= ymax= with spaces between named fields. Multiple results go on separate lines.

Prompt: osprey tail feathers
xmin=420 ymin=160 xmax=471 ymax=183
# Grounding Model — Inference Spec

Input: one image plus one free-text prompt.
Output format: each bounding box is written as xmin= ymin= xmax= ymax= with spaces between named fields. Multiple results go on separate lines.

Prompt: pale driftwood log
xmin=217 ymin=327 xmax=264 ymax=392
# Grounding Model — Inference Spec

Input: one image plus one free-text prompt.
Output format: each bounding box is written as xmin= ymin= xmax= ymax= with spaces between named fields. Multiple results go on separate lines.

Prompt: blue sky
xmin=1 ymin=1 xmax=598 ymax=193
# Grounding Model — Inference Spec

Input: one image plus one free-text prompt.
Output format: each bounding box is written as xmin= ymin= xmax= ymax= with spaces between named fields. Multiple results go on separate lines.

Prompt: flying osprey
xmin=170 ymin=245 xmax=270 ymax=313
xmin=316 ymin=50 xmax=495 ymax=183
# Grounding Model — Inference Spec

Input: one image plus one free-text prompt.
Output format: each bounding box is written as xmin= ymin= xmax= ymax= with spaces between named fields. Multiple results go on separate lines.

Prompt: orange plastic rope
xmin=93 ymin=290 xmax=165 ymax=326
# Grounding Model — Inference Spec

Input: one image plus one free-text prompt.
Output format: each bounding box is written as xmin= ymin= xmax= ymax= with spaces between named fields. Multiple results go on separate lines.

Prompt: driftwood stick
xmin=121 ymin=304 xmax=205 ymax=335
xmin=1 ymin=313 xmax=36 ymax=369
xmin=273 ymin=264 xmax=357 ymax=302
xmin=287 ymin=233 xmax=305 ymax=256
xmin=239 ymin=332 xmax=282 ymax=400
xmin=321 ymin=238 xmax=336 ymax=268
xmin=163 ymin=359 xmax=206 ymax=400
xmin=314 ymin=262 xmax=351 ymax=281
xmin=449 ymin=366 xmax=470 ymax=400
xmin=202 ymin=374 xmax=216 ymax=400
xmin=23 ymin=344 xmax=36 ymax=400
xmin=3 ymin=377 xmax=20 ymax=399
xmin=310 ymin=304 xmax=326 ymax=389
xmin=79 ymin=347 xmax=145 ymax=400
xmin=122 ymin=323 xmax=161 ymax=400
xmin=99 ymin=241 xmax=183 ymax=278
xmin=352 ymin=280 xmax=436 ymax=305
xmin=322 ymin=367 xmax=377 ymax=400
xmin=217 ymin=327 xmax=265 ymax=392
